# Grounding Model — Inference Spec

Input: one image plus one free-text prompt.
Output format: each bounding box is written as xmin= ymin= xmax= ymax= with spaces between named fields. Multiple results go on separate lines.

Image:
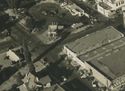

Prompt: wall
xmin=97 ymin=4 xmax=110 ymax=17
xmin=84 ymin=62 xmax=112 ymax=87
xmin=63 ymin=46 xmax=77 ymax=58
xmin=63 ymin=46 xmax=86 ymax=69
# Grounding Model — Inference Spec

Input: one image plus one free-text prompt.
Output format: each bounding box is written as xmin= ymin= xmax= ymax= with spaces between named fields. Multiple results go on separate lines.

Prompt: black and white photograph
xmin=0 ymin=0 xmax=125 ymax=91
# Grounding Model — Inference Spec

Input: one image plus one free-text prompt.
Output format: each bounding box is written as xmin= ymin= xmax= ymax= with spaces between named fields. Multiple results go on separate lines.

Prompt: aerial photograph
xmin=1 ymin=0 xmax=125 ymax=91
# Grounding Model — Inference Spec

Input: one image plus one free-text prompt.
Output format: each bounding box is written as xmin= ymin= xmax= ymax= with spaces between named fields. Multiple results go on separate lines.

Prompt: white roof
xmin=6 ymin=50 xmax=20 ymax=62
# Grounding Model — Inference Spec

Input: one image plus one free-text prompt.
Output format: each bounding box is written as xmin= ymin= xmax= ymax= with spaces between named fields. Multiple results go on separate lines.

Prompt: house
xmin=62 ymin=3 xmax=85 ymax=17
xmin=6 ymin=49 xmax=20 ymax=62
xmin=96 ymin=0 xmax=125 ymax=17
xmin=0 ymin=37 xmax=20 ymax=69
xmin=34 ymin=60 xmax=48 ymax=72
xmin=6 ymin=46 xmax=23 ymax=63
xmin=18 ymin=72 xmax=39 ymax=91
xmin=62 ymin=26 xmax=125 ymax=90
xmin=43 ymin=84 xmax=65 ymax=91
xmin=0 ymin=51 xmax=12 ymax=69
xmin=39 ymin=75 xmax=52 ymax=88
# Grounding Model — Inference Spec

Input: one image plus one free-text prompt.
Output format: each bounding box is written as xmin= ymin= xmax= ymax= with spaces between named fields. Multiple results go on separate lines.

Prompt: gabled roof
xmin=111 ymin=0 xmax=124 ymax=4
xmin=6 ymin=50 xmax=20 ymax=62
xmin=34 ymin=60 xmax=46 ymax=72
xmin=99 ymin=2 xmax=112 ymax=10
xmin=43 ymin=84 xmax=65 ymax=91
xmin=65 ymin=26 xmax=124 ymax=56
xmin=39 ymin=75 xmax=51 ymax=85
xmin=79 ymin=38 xmax=125 ymax=80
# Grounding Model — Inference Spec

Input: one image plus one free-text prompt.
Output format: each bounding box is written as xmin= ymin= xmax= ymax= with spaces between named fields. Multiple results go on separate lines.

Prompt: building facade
xmin=62 ymin=26 xmax=125 ymax=90
xmin=96 ymin=0 xmax=125 ymax=17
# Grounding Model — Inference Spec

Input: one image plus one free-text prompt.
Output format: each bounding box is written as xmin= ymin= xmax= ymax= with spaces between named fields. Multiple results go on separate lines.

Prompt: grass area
xmin=29 ymin=3 xmax=80 ymax=26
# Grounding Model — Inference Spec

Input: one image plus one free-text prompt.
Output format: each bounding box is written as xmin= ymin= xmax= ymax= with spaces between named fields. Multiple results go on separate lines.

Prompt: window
xmin=116 ymin=3 xmax=118 ymax=6
xmin=119 ymin=2 xmax=121 ymax=5
xmin=121 ymin=1 xmax=124 ymax=4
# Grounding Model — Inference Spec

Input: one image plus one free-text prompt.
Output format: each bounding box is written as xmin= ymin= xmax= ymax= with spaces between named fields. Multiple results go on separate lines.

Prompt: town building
xmin=34 ymin=60 xmax=48 ymax=73
xmin=96 ymin=0 xmax=125 ymax=17
xmin=61 ymin=3 xmax=86 ymax=17
xmin=62 ymin=26 xmax=125 ymax=90
xmin=18 ymin=72 xmax=39 ymax=91
xmin=39 ymin=75 xmax=52 ymax=88
xmin=43 ymin=84 xmax=65 ymax=91
xmin=6 ymin=49 xmax=20 ymax=62
xmin=0 ymin=37 xmax=21 ymax=69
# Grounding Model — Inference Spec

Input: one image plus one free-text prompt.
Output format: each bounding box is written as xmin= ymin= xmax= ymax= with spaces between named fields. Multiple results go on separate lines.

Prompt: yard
xmin=29 ymin=3 xmax=80 ymax=26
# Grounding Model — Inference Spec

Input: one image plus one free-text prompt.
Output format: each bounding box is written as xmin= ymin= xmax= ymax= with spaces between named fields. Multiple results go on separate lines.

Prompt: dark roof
xmin=99 ymin=2 xmax=112 ymax=10
xmin=111 ymin=0 xmax=123 ymax=4
xmin=39 ymin=75 xmax=51 ymax=85
xmin=65 ymin=26 xmax=124 ymax=56
xmin=43 ymin=84 xmax=65 ymax=91
xmin=79 ymin=38 xmax=125 ymax=80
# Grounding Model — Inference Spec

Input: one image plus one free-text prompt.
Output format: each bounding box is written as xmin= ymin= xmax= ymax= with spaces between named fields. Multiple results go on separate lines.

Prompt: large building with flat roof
xmin=79 ymin=37 xmax=125 ymax=90
xmin=63 ymin=26 xmax=124 ymax=58
xmin=62 ymin=26 xmax=125 ymax=90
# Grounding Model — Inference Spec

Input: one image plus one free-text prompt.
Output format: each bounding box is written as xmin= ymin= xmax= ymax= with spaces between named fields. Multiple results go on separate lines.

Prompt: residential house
xmin=39 ymin=75 xmax=52 ymax=88
xmin=96 ymin=0 xmax=125 ymax=17
xmin=43 ymin=84 xmax=65 ymax=91
xmin=18 ymin=72 xmax=39 ymax=91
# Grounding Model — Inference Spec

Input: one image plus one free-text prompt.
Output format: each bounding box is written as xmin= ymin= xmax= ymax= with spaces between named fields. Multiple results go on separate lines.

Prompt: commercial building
xmin=96 ymin=0 xmax=125 ymax=17
xmin=79 ymin=37 xmax=125 ymax=90
xmin=62 ymin=26 xmax=125 ymax=90
xmin=63 ymin=26 xmax=124 ymax=58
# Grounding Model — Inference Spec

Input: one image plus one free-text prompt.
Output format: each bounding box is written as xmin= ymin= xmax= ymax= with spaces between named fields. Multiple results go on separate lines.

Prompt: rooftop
xmin=34 ymin=60 xmax=46 ymax=72
xmin=99 ymin=2 xmax=112 ymax=10
xmin=79 ymin=38 xmax=125 ymax=80
xmin=43 ymin=84 xmax=65 ymax=91
xmin=0 ymin=37 xmax=18 ymax=53
xmin=65 ymin=26 xmax=124 ymax=56
xmin=0 ymin=46 xmax=22 ymax=69
xmin=39 ymin=75 xmax=51 ymax=85
xmin=0 ymin=52 xmax=12 ymax=69
xmin=68 ymin=3 xmax=84 ymax=12
xmin=111 ymin=0 xmax=124 ymax=4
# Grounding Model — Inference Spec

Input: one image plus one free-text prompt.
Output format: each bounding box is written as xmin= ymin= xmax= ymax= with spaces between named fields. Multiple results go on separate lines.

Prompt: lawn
xmin=29 ymin=3 xmax=80 ymax=26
